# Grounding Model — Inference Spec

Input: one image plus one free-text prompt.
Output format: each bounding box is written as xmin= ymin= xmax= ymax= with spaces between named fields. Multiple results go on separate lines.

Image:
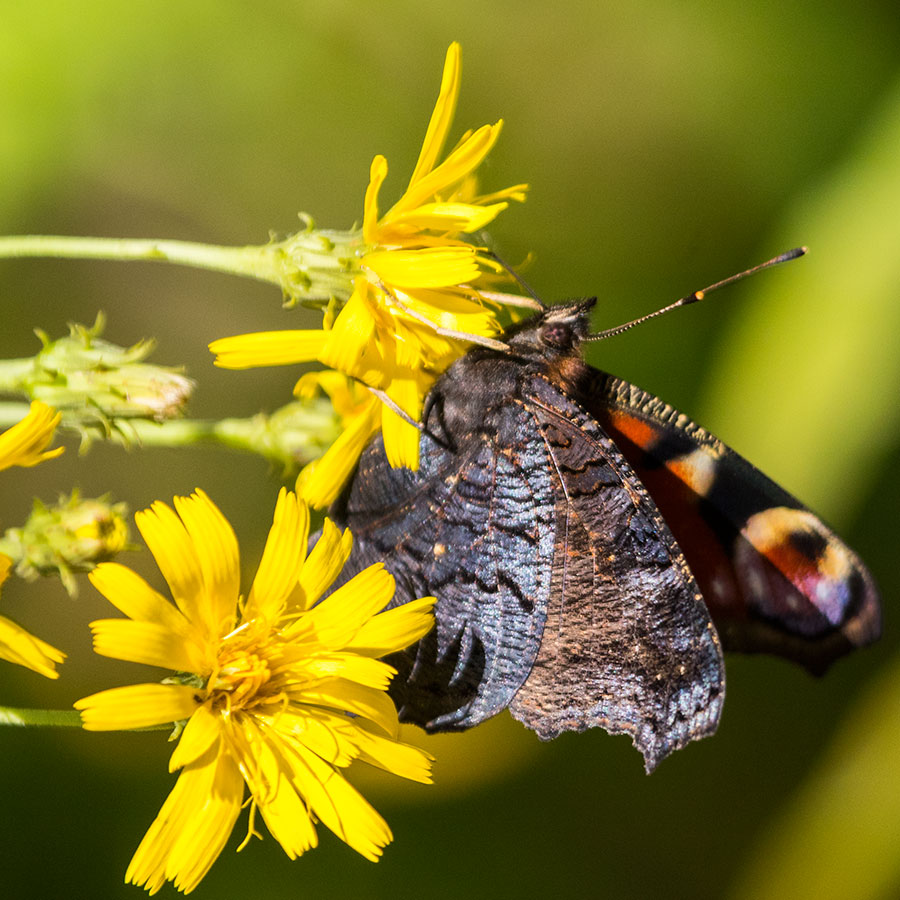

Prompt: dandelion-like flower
xmin=75 ymin=488 xmax=435 ymax=894
xmin=210 ymin=42 xmax=529 ymax=502
xmin=0 ymin=401 xmax=66 ymax=677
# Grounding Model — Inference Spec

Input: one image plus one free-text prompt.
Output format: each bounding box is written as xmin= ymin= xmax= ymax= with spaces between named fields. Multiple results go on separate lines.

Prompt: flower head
xmin=210 ymin=43 xmax=530 ymax=503
xmin=75 ymin=488 xmax=435 ymax=894
xmin=0 ymin=401 xmax=66 ymax=677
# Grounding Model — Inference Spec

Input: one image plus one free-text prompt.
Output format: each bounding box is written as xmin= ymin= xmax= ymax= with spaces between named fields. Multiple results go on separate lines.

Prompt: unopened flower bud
xmin=3 ymin=314 xmax=194 ymax=428
xmin=0 ymin=491 xmax=130 ymax=596
xmin=214 ymin=395 xmax=341 ymax=473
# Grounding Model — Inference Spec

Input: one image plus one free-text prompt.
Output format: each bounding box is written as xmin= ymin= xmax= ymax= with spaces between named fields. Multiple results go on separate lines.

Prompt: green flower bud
xmin=214 ymin=395 xmax=341 ymax=473
xmin=0 ymin=314 xmax=194 ymax=435
xmin=0 ymin=491 xmax=131 ymax=596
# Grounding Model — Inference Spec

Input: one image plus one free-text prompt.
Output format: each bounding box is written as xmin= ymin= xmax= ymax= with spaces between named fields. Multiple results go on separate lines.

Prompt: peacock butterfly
xmin=328 ymin=260 xmax=881 ymax=771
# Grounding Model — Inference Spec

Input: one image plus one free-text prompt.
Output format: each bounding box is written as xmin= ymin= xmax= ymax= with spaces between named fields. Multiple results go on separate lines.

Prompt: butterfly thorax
xmin=427 ymin=300 xmax=596 ymax=440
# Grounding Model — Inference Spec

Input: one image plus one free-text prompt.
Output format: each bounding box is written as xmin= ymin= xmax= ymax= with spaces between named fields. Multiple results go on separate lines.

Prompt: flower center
xmin=210 ymin=645 xmax=272 ymax=712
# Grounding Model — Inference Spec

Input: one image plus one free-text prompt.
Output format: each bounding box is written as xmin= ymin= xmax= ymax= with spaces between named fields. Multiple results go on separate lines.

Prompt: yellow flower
xmin=0 ymin=401 xmax=66 ymax=677
xmin=0 ymin=400 xmax=64 ymax=471
xmin=210 ymin=42 xmax=529 ymax=500
xmin=0 ymin=554 xmax=66 ymax=678
xmin=75 ymin=488 xmax=435 ymax=894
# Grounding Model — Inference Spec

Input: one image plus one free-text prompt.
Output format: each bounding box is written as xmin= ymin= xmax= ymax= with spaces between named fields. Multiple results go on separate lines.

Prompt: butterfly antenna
xmin=477 ymin=231 xmax=547 ymax=310
xmin=585 ymin=247 xmax=807 ymax=342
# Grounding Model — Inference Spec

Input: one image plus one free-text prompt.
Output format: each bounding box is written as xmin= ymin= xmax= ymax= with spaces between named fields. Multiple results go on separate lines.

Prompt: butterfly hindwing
xmin=584 ymin=370 xmax=882 ymax=672
xmin=333 ymin=397 xmax=558 ymax=731
xmin=508 ymin=375 xmax=725 ymax=771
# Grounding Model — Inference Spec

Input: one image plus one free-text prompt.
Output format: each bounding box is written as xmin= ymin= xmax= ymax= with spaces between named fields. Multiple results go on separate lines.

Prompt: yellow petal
xmin=364 ymin=246 xmax=480 ymax=289
xmin=382 ymin=416 xmax=421 ymax=470
xmin=168 ymin=703 xmax=222 ymax=772
xmin=265 ymin=707 xmax=362 ymax=767
xmin=386 ymin=200 xmax=509 ymax=234
xmin=381 ymin=378 xmax=422 ymax=469
xmin=246 ymin=489 xmax=308 ymax=620
xmin=135 ymin=501 xmax=206 ymax=625
xmin=88 ymin=562 xmax=192 ymax=636
xmin=173 ymin=490 xmax=240 ymax=633
xmin=383 ymin=317 xmax=424 ymax=370
xmin=295 ymin=678 xmax=399 ymax=737
xmin=345 ymin=596 xmax=436 ymax=657
xmin=301 ymin=653 xmax=396 ymax=691
xmin=295 ymin=396 xmax=381 ymax=510
xmin=126 ymin=747 xmax=243 ymax=894
xmin=282 ymin=738 xmax=392 ymax=861
xmin=401 ymin=287 xmax=500 ymax=333
xmin=209 ymin=330 xmax=328 ymax=368
xmin=0 ymin=400 xmax=64 ymax=471
xmin=407 ymin=42 xmax=461 ymax=189
xmin=387 ymin=121 xmax=503 ymax=221
xmin=351 ymin=718 xmax=434 ymax=784
xmin=294 ymin=369 xmax=369 ymax=419
xmin=290 ymin=562 xmax=394 ymax=648
xmin=245 ymin=729 xmax=319 ymax=860
xmin=295 ymin=519 xmax=353 ymax=610
xmin=75 ymin=683 xmax=200 ymax=731
xmin=319 ymin=288 xmax=377 ymax=375
xmin=471 ymin=182 xmax=530 ymax=205
xmin=363 ymin=155 xmax=389 ymax=245
xmin=88 ymin=618 xmax=198 ymax=672
xmin=0 ymin=613 xmax=65 ymax=679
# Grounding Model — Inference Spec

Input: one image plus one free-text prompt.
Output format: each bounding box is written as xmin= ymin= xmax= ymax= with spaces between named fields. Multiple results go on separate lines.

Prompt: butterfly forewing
xmin=585 ymin=371 xmax=881 ymax=672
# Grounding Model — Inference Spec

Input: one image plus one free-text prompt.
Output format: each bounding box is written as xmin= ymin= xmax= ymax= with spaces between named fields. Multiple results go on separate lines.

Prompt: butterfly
xmin=328 ymin=256 xmax=881 ymax=772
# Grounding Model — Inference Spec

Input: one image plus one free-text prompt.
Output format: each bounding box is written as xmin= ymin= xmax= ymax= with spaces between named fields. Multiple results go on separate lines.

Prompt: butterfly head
xmin=505 ymin=298 xmax=596 ymax=360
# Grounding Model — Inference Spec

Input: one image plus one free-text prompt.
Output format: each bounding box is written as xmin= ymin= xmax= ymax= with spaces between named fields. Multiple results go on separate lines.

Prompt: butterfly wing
xmin=583 ymin=370 xmax=881 ymax=673
xmin=333 ymin=398 xmax=558 ymax=732
xmin=336 ymin=372 xmax=726 ymax=770
xmin=508 ymin=375 xmax=725 ymax=772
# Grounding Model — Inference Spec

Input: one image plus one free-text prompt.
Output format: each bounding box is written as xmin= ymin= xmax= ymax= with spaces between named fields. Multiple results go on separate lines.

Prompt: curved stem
xmin=0 ymin=235 xmax=280 ymax=284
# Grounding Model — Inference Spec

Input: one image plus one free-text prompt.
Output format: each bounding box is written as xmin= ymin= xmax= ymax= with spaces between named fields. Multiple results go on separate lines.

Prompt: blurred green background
xmin=2 ymin=2 xmax=899 ymax=898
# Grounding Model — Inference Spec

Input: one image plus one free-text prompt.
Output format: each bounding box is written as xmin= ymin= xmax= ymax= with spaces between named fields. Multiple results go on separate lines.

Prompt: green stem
xmin=0 ymin=359 xmax=34 ymax=393
xmin=0 ymin=706 xmax=172 ymax=731
xmin=0 ymin=403 xmax=216 ymax=442
xmin=0 ymin=402 xmax=335 ymax=467
xmin=0 ymin=706 xmax=82 ymax=727
xmin=0 ymin=229 xmax=364 ymax=303
xmin=0 ymin=235 xmax=281 ymax=284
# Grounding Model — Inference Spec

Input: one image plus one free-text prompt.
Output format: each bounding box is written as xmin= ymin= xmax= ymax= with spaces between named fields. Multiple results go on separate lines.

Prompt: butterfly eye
xmin=542 ymin=323 xmax=572 ymax=348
